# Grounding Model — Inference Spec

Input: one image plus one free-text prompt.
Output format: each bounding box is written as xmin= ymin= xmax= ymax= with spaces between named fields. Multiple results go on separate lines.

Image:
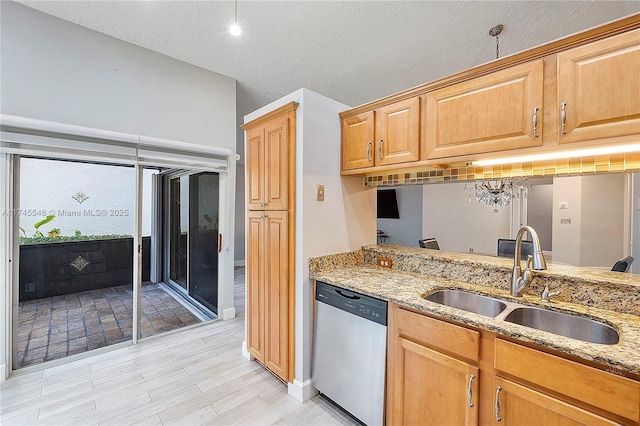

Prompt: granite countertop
xmin=310 ymin=246 xmax=640 ymax=377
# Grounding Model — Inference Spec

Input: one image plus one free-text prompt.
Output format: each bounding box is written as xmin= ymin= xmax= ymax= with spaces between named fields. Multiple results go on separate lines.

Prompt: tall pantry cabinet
xmin=242 ymin=89 xmax=377 ymax=400
xmin=242 ymin=102 xmax=297 ymax=383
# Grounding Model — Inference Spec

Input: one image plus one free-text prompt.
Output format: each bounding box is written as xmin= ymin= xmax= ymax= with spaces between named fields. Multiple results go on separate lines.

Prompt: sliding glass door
xmin=15 ymin=157 xmax=136 ymax=368
xmin=164 ymin=171 xmax=219 ymax=317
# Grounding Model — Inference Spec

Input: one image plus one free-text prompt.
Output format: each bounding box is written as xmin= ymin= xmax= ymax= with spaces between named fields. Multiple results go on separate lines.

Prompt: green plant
xmin=33 ymin=215 xmax=55 ymax=238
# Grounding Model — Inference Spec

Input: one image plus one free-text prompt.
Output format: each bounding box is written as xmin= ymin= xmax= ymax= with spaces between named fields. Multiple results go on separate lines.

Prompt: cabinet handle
xmin=560 ymin=102 xmax=567 ymax=135
xmin=532 ymin=107 xmax=539 ymax=139
xmin=260 ymin=214 xmax=266 ymax=219
xmin=467 ymin=374 xmax=475 ymax=408
xmin=378 ymin=139 xmax=384 ymax=160
xmin=366 ymin=141 xmax=372 ymax=162
xmin=259 ymin=201 xmax=265 ymax=207
xmin=495 ymin=386 xmax=502 ymax=422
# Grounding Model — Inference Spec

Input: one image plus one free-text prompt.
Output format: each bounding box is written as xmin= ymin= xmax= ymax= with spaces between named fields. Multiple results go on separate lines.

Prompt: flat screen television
xmin=377 ymin=189 xmax=399 ymax=219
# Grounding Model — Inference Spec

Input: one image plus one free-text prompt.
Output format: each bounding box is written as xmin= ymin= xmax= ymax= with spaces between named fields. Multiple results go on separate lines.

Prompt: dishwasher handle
xmin=335 ymin=289 xmax=361 ymax=300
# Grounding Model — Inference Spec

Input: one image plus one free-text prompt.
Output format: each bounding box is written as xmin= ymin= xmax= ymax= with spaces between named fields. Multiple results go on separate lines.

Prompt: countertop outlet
xmin=377 ymin=257 xmax=392 ymax=268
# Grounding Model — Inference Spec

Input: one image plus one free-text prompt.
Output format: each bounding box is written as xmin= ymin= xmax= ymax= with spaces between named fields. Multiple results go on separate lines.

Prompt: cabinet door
xmin=263 ymin=211 xmax=289 ymax=381
xmin=493 ymin=377 xmax=618 ymax=425
xmin=425 ymin=60 xmax=544 ymax=159
xmin=375 ymin=97 xmax=420 ymax=166
xmin=246 ymin=211 xmax=265 ymax=362
xmin=342 ymin=111 xmax=375 ymax=170
xmin=389 ymin=336 xmax=479 ymax=426
xmin=246 ymin=127 xmax=265 ymax=211
xmin=264 ymin=117 xmax=289 ymax=211
xmin=557 ymin=28 xmax=640 ymax=145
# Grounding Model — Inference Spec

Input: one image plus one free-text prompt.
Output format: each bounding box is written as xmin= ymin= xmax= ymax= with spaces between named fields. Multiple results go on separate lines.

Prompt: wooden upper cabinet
xmin=246 ymin=126 xmax=265 ymax=211
xmin=342 ymin=111 xmax=374 ymax=170
xmin=375 ymin=97 xmax=421 ymax=166
xmin=263 ymin=117 xmax=289 ymax=211
xmin=425 ymin=60 xmax=544 ymax=160
xmin=244 ymin=105 xmax=294 ymax=211
xmin=341 ymin=97 xmax=420 ymax=171
xmin=557 ymin=28 xmax=640 ymax=145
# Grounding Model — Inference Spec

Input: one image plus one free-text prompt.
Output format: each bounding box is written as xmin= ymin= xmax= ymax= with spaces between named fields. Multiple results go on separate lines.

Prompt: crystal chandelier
xmin=464 ymin=179 xmax=528 ymax=213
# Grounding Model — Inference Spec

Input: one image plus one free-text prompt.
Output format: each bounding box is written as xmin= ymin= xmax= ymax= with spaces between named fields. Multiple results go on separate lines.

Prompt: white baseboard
xmin=222 ymin=307 xmax=236 ymax=320
xmin=288 ymin=378 xmax=318 ymax=403
xmin=234 ymin=260 xmax=245 ymax=267
xmin=241 ymin=341 xmax=253 ymax=361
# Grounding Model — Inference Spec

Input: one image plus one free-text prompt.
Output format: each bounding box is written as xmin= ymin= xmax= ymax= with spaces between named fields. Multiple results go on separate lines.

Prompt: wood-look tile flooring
xmin=17 ymin=283 xmax=201 ymax=368
xmin=1 ymin=268 xmax=358 ymax=425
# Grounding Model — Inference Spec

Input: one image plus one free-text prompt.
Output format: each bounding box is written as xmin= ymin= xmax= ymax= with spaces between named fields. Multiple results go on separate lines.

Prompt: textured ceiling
xmin=16 ymin=1 xmax=640 ymax=140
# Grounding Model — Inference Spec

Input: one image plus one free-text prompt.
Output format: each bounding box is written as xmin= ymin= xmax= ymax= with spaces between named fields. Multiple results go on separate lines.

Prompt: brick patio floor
xmin=17 ymin=283 xmax=202 ymax=368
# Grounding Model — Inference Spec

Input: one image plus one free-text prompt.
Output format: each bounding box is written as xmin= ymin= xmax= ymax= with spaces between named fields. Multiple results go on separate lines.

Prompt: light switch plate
xmin=316 ymin=184 xmax=325 ymax=201
xmin=560 ymin=218 xmax=572 ymax=224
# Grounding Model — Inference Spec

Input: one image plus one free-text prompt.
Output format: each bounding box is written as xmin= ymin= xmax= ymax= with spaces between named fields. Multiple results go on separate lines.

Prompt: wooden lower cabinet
xmin=387 ymin=303 xmax=480 ymax=426
xmin=389 ymin=337 xmax=479 ymax=425
xmin=246 ymin=210 xmax=289 ymax=382
xmin=387 ymin=303 xmax=640 ymax=426
xmin=493 ymin=377 xmax=618 ymax=426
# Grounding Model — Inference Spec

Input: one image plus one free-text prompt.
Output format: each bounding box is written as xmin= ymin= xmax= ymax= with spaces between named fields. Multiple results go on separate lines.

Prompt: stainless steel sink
xmin=503 ymin=307 xmax=619 ymax=345
xmin=424 ymin=289 xmax=507 ymax=318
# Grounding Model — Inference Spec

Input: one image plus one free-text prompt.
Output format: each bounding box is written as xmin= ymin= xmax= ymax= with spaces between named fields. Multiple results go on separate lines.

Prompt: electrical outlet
xmin=377 ymin=257 xmax=392 ymax=268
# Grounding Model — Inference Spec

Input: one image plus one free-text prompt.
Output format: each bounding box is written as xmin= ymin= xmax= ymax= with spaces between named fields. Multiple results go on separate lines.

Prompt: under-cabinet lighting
xmin=470 ymin=143 xmax=640 ymax=167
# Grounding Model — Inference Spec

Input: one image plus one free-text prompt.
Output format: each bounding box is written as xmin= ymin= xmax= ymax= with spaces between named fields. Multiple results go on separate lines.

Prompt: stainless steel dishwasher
xmin=312 ymin=281 xmax=387 ymax=426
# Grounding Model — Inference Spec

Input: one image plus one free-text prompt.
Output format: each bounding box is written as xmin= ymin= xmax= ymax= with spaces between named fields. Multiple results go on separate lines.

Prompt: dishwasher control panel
xmin=315 ymin=281 xmax=387 ymax=326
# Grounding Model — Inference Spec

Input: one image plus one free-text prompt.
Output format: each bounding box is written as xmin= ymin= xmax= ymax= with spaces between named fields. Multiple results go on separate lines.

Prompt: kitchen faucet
xmin=511 ymin=225 xmax=547 ymax=297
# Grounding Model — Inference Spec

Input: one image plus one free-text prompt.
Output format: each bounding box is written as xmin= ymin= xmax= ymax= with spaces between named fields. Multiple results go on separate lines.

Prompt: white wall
xmin=527 ymin=183 xmax=553 ymax=251
xmin=552 ymin=175 xmax=625 ymax=268
xmin=243 ymin=88 xmax=376 ymax=402
xmin=580 ymin=174 xmax=625 ymax=268
xmin=423 ymin=182 xmax=511 ymax=254
xmin=234 ymin=163 xmax=245 ymax=265
xmin=633 ymin=173 xmax=640 ymax=274
xmin=377 ymin=185 xmax=423 ymax=247
xmin=0 ymin=2 xmax=236 ymax=150
xmin=1 ymin=2 xmax=238 ymax=376
xmin=552 ymin=176 xmax=582 ymax=266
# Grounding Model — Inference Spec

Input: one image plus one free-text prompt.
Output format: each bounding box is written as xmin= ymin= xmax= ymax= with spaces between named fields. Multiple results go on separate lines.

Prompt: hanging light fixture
xmin=489 ymin=24 xmax=504 ymax=59
xmin=464 ymin=178 xmax=529 ymax=213
xmin=230 ymin=0 xmax=242 ymax=36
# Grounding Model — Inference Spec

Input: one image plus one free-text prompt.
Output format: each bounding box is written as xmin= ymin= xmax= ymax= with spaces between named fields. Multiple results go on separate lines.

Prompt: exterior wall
xmin=243 ymin=88 xmax=376 ymax=401
xmin=18 ymin=159 xmax=158 ymax=237
xmin=0 ymin=2 xmax=237 ymax=377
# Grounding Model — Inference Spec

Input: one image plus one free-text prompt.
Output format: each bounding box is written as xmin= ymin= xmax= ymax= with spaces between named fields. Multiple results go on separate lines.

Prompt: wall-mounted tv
xmin=377 ymin=189 xmax=399 ymax=219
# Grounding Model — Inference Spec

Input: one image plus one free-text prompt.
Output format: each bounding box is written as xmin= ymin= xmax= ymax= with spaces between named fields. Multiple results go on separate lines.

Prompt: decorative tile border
xmin=364 ymin=152 xmax=640 ymax=187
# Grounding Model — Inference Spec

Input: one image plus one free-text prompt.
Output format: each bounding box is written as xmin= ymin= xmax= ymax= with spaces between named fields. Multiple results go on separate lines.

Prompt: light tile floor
xmin=17 ymin=283 xmax=201 ymax=368
xmin=1 ymin=267 xmax=357 ymax=426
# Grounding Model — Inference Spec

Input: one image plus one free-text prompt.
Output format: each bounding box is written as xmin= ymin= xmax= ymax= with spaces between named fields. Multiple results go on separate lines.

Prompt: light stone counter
xmin=309 ymin=245 xmax=640 ymax=377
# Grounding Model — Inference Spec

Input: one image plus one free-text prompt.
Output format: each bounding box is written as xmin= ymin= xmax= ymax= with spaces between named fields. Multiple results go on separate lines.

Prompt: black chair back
xmin=611 ymin=256 xmax=634 ymax=273
xmin=419 ymin=238 xmax=440 ymax=250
